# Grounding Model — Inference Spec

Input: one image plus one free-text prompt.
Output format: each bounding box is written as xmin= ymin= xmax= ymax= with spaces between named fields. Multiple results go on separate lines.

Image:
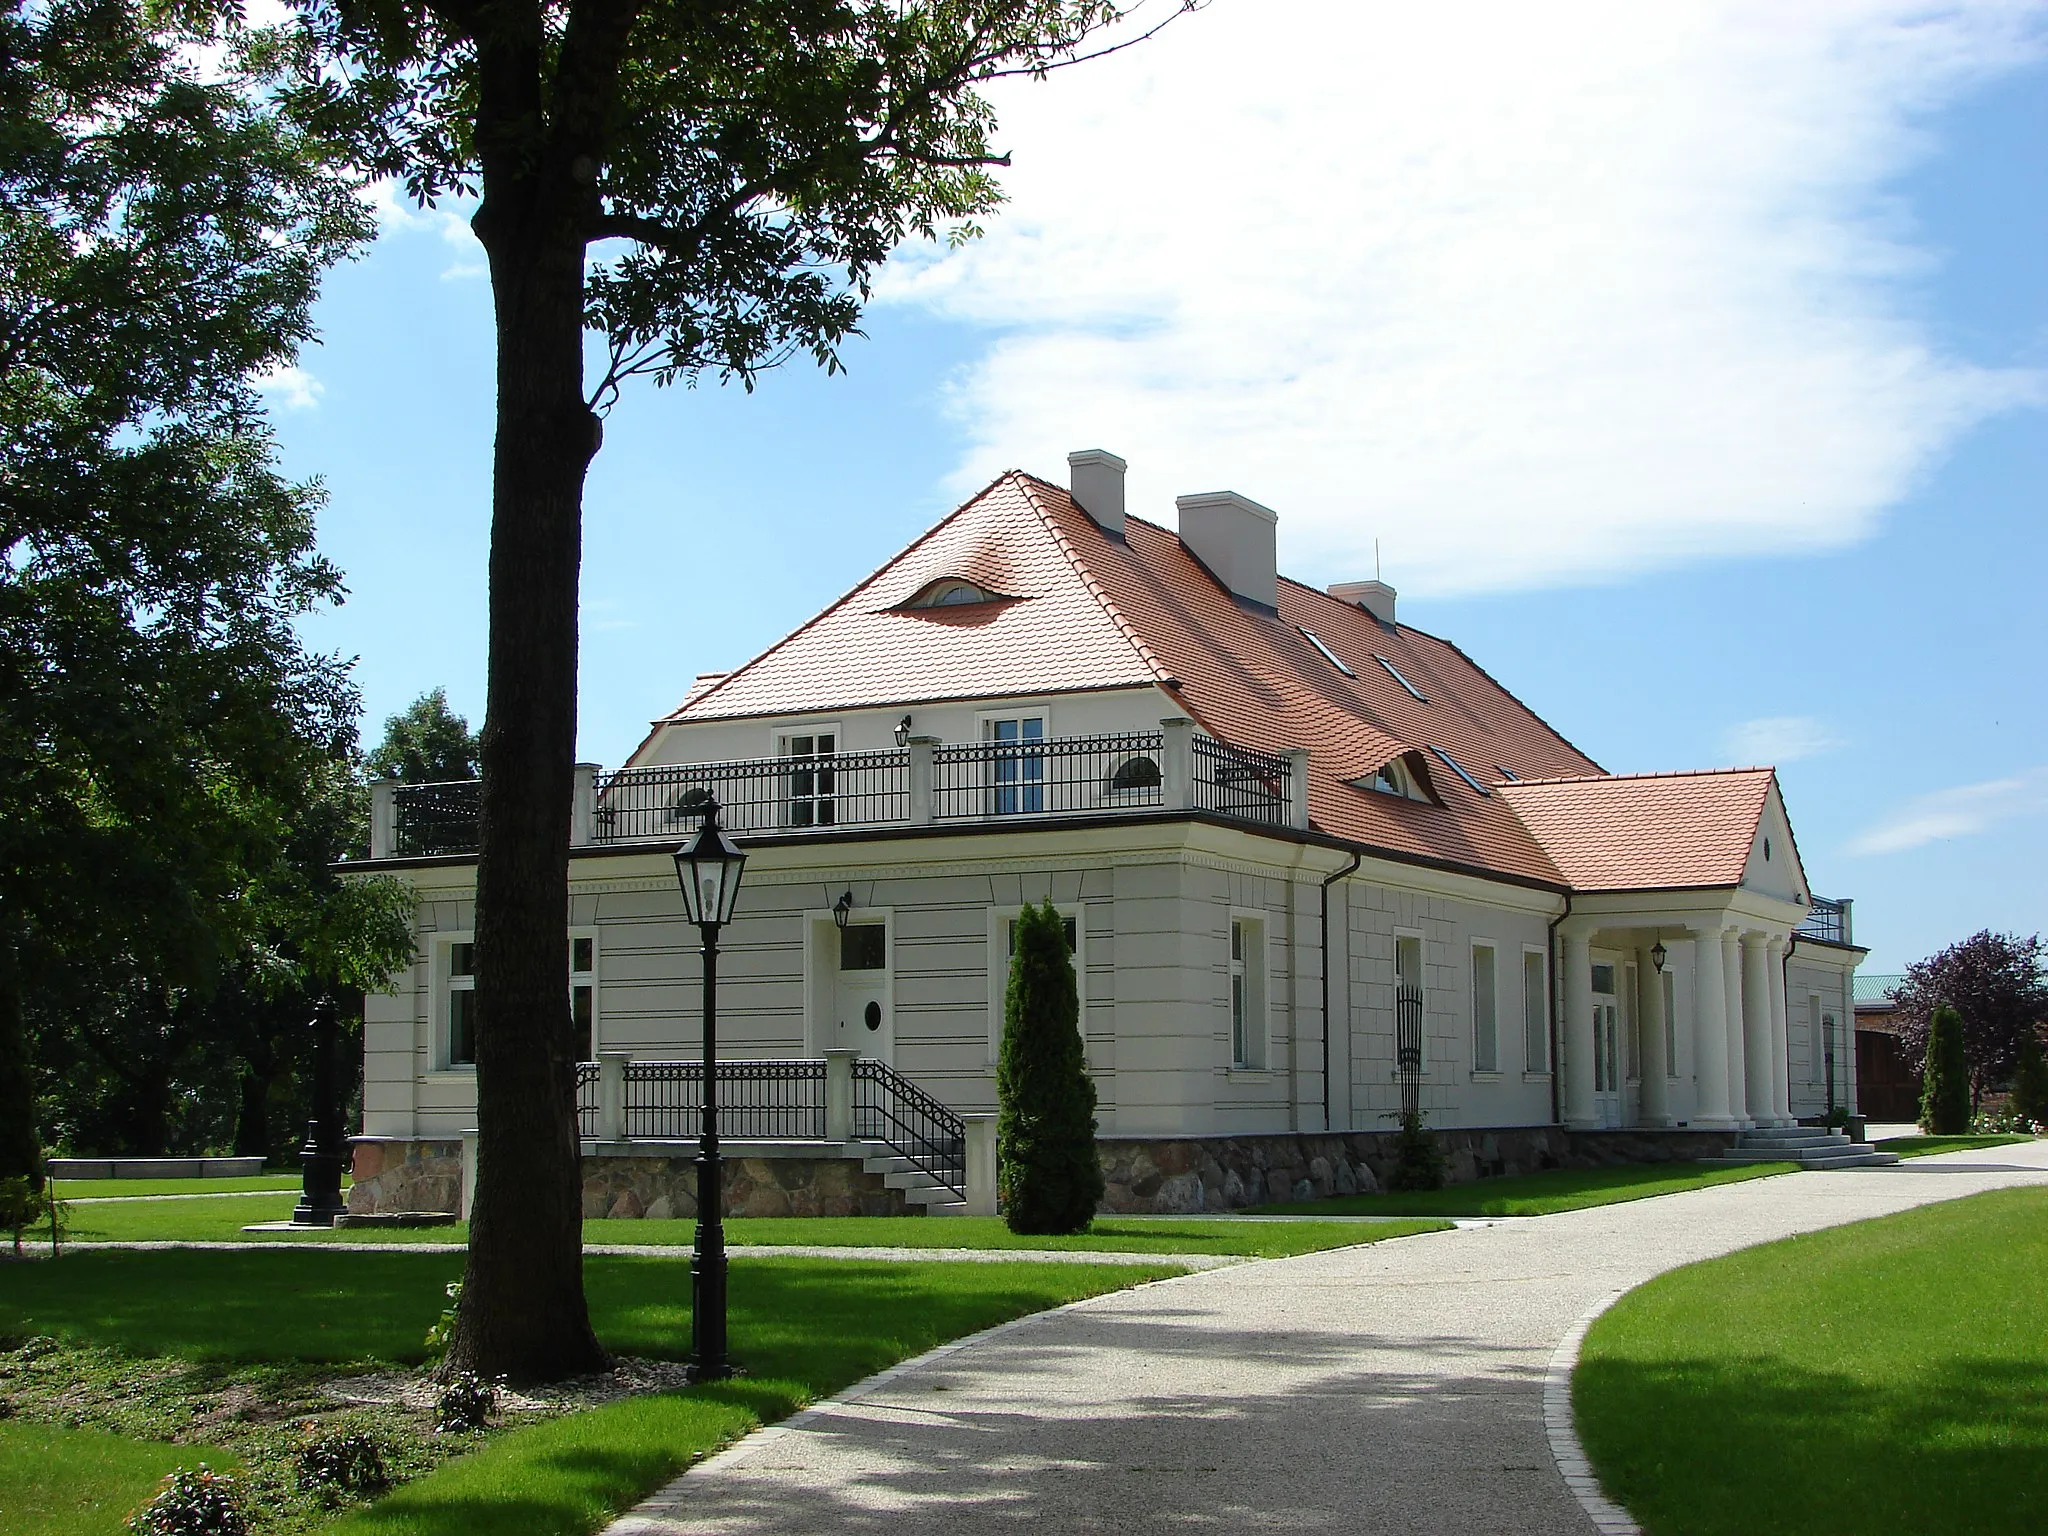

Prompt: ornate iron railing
xmin=1192 ymin=735 xmax=1291 ymax=824
xmin=1795 ymin=896 xmax=1852 ymax=946
xmin=595 ymin=751 xmax=908 ymax=841
xmin=392 ymin=780 xmax=483 ymax=857
xmin=592 ymin=1058 xmax=829 ymax=1140
xmin=853 ymin=1057 xmax=967 ymax=1197
xmin=1396 ymin=982 xmax=1424 ymax=1121
xmin=575 ymin=1061 xmax=601 ymax=1138
xmin=932 ymin=730 xmax=1165 ymax=821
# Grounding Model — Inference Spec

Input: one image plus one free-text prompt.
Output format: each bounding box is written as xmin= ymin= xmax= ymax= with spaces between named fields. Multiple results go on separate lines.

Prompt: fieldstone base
xmin=347 ymin=1139 xmax=462 ymax=1218
xmin=1097 ymin=1127 xmax=1743 ymax=1213
xmin=579 ymin=1153 xmax=908 ymax=1220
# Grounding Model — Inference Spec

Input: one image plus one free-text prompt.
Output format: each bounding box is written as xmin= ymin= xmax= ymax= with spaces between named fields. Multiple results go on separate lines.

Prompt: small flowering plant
xmin=127 ymin=1464 xmax=246 ymax=1536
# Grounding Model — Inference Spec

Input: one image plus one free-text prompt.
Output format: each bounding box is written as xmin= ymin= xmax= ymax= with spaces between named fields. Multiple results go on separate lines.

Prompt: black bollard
xmin=292 ymin=997 xmax=348 ymax=1227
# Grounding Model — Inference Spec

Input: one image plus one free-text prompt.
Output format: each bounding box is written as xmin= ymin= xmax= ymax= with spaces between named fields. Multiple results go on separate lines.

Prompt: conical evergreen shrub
xmin=2009 ymin=1027 xmax=2048 ymax=1130
xmin=1919 ymin=1003 xmax=1970 ymax=1134
xmin=998 ymin=900 xmax=1103 ymax=1234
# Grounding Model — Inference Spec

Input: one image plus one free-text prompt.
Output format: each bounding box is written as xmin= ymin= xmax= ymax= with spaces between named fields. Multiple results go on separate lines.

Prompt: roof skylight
xmin=1297 ymin=627 xmax=1355 ymax=677
xmin=1375 ymin=655 xmax=1427 ymax=701
xmin=1430 ymin=747 xmax=1490 ymax=797
xmin=1496 ymin=766 xmax=1519 ymax=782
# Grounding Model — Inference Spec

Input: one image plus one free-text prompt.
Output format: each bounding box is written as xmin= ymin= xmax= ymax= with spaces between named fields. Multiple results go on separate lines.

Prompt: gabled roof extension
xmin=1496 ymin=768 xmax=1779 ymax=891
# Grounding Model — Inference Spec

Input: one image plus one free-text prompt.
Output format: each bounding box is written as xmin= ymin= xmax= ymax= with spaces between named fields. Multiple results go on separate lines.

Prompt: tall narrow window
xmin=447 ymin=941 xmax=476 ymax=1067
xmin=1523 ymin=948 xmax=1549 ymax=1073
xmin=1396 ymin=932 xmax=1425 ymax=1072
xmin=1662 ymin=970 xmax=1677 ymax=1076
xmin=572 ymin=935 xmax=596 ymax=1060
xmin=1230 ymin=917 xmax=1266 ymax=1067
xmin=782 ymin=732 xmax=837 ymax=826
xmin=1472 ymin=943 xmax=1498 ymax=1073
xmin=986 ymin=715 xmax=1045 ymax=814
xmin=1810 ymin=993 xmax=1824 ymax=1086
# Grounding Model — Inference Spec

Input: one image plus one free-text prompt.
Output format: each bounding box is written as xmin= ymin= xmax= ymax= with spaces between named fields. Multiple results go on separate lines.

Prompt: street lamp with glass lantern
xmin=672 ymin=797 xmax=748 ymax=1382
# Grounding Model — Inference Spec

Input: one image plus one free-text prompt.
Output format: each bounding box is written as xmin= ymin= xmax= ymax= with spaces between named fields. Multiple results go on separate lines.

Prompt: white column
xmin=1767 ymin=937 xmax=1793 ymax=1125
xmin=1560 ymin=927 xmax=1597 ymax=1129
xmin=1741 ymin=932 xmax=1776 ymax=1128
xmin=1636 ymin=945 xmax=1671 ymax=1126
xmin=1722 ymin=929 xmax=1750 ymax=1126
xmin=598 ymin=1050 xmax=630 ymax=1143
xmin=1160 ymin=717 xmax=1195 ymax=809
xmin=570 ymin=762 xmax=599 ymax=847
xmin=370 ymin=780 xmax=397 ymax=859
xmin=906 ymin=736 xmax=938 ymax=825
xmin=824 ymin=1049 xmax=857 ymax=1142
xmin=962 ymin=1115 xmax=999 ymax=1216
xmin=1690 ymin=927 xmax=1735 ymax=1127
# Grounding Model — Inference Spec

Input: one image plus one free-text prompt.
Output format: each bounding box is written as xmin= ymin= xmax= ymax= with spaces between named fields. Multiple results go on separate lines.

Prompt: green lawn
xmin=1574 ymin=1185 xmax=2048 ymax=1536
xmin=1872 ymin=1134 xmax=2036 ymax=1159
xmin=1250 ymin=1159 xmax=1798 ymax=1217
xmin=51 ymin=1200 xmax=1449 ymax=1257
xmin=0 ymin=1422 xmax=238 ymax=1536
xmin=0 ymin=1247 xmax=1180 ymax=1536
xmin=55 ymin=1174 xmax=305 ymax=1199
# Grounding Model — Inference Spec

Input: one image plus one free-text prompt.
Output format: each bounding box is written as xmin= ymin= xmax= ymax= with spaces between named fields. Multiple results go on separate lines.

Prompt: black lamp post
xmin=672 ymin=797 xmax=748 ymax=1382
xmin=291 ymin=997 xmax=348 ymax=1227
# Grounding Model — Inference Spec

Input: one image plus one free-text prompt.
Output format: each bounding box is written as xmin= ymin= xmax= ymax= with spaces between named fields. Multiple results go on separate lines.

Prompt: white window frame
xmin=986 ymin=903 xmax=1086 ymax=1064
xmin=1663 ymin=969 xmax=1679 ymax=1079
xmin=1229 ymin=911 xmax=1271 ymax=1070
xmin=1623 ymin=960 xmax=1640 ymax=1084
xmin=434 ymin=927 xmax=600 ymax=1070
xmin=1394 ymin=927 xmax=1427 ymax=1075
xmin=1470 ymin=940 xmax=1500 ymax=1077
xmin=1810 ymin=991 xmax=1825 ymax=1086
xmin=775 ymin=720 xmax=843 ymax=830
xmin=976 ymin=707 xmax=1051 ymax=817
xmin=1522 ymin=944 xmax=1551 ymax=1077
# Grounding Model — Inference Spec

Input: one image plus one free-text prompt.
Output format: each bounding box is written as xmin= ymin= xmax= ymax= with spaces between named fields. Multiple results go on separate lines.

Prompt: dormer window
xmin=904 ymin=578 xmax=1003 ymax=608
xmin=1360 ymin=753 xmax=1432 ymax=803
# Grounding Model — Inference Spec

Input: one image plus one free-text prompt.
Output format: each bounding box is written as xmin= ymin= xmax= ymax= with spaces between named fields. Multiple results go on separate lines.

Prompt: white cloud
xmin=883 ymin=0 xmax=2046 ymax=594
xmin=1849 ymin=768 xmax=2048 ymax=855
xmin=1724 ymin=715 xmax=1842 ymax=764
xmin=254 ymin=361 xmax=323 ymax=411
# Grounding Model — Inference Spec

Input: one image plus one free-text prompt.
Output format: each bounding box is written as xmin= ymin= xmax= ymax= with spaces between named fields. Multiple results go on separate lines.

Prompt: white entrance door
xmin=1590 ymin=961 xmax=1623 ymax=1128
xmin=824 ymin=921 xmax=892 ymax=1063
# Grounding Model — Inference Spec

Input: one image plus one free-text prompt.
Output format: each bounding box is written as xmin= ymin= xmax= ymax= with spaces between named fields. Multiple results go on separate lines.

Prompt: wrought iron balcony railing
xmin=1794 ymin=895 xmax=1852 ymax=946
xmin=371 ymin=721 xmax=1305 ymax=858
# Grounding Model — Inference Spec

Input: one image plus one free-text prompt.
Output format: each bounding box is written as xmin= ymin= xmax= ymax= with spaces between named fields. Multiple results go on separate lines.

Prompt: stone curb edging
xmin=1543 ymin=1289 xmax=1640 ymax=1536
xmin=605 ymin=1270 xmax=1198 ymax=1536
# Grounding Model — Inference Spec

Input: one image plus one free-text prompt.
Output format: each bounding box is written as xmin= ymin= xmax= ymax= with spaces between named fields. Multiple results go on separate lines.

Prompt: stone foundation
xmin=347 ymin=1138 xmax=462 ymax=1218
xmin=578 ymin=1151 xmax=908 ymax=1219
xmin=344 ymin=1139 xmax=909 ymax=1219
xmin=1097 ymin=1126 xmax=1742 ymax=1213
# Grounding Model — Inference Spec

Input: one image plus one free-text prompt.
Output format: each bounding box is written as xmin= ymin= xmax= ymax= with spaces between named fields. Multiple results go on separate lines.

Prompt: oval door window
xmin=864 ymin=1000 xmax=882 ymax=1031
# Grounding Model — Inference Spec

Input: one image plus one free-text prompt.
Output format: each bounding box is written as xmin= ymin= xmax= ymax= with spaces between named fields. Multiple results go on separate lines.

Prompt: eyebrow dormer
xmin=901 ymin=577 xmax=1008 ymax=609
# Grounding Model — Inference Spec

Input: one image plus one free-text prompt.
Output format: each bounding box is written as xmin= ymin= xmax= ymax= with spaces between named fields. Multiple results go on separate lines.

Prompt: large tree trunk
xmin=442 ymin=144 xmax=608 ymax=1381
xmin=0 ymin=941 xmax=42 ymax=1189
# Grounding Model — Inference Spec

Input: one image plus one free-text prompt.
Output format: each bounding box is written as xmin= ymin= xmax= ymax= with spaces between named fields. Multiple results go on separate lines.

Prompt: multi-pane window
xmin=1523 ymin=949 xmax=1549 ymax=1073
xmin=447 ymin=942 xmax=477 ymax=1066
xmin=444 ymin=933 xmax=597 ymax=1068
xmin=1395 ymin=932 xmax=1424 ymax=1072
xmin=782 ymin=732 xmax=837 ymax=826
xmin=1663 ymin=971 xmax=1678 ymax=1076
xmin=987 ymin=716 xmax=1045 ymax=814
xmin=1472 ymin=943 xmax=1498 ymax=1073
xmin=1230 ymin=918 xmax=1266 ymax=1068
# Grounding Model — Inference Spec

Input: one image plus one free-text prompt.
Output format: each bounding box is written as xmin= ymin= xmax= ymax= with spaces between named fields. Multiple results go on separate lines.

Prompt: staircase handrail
xmin=851 ymin=1057 xmax=968 ymax=1198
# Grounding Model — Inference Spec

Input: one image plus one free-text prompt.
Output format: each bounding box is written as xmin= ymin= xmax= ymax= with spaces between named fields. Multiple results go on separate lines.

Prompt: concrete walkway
xmin=611 ymin=1141 xmax=2048 ymax=1536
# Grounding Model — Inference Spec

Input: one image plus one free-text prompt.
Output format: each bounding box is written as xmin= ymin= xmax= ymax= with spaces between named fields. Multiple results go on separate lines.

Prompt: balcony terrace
xmin=367 ymin=719 xmax=1308 ymax=859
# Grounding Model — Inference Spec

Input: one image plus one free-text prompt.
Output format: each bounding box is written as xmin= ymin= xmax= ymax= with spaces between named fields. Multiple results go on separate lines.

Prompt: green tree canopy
xmin=279 ymin=0 xmax=1186 ymax=1379
xmin=0 ymin=0 xmax=376 ymax=1182
xmin=367 ymin=688 xmax=481 ymax=783
xmin=1893 ymin=931 xmax=2047 ymax=1110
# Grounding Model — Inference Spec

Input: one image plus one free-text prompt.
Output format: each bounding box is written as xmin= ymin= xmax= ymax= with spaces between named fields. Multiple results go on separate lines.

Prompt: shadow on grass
xmin=1574 ymin=1353 xmax=2048 ymax=1536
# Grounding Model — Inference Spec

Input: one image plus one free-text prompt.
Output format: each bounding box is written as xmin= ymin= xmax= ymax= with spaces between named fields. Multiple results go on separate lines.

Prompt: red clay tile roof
xmin=1496 ymin=768 xmax=1776 ymax=890
xmin=665 ymin=474 xmax=1167 ymax=721
xmin=661 ymin=469 xmax=1784 ymax=891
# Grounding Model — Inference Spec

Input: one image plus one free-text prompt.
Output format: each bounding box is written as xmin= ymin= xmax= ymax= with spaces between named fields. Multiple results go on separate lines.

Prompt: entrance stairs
xmin=851 ymin=1142 xmax=969 ymax=1215
xmin=1707 ymin=1124 xmax=1899 ymax=1170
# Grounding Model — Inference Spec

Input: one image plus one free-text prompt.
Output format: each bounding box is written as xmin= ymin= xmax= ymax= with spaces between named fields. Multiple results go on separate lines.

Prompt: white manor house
xmin=347 ymin=452 xmax=1874 ymax=1220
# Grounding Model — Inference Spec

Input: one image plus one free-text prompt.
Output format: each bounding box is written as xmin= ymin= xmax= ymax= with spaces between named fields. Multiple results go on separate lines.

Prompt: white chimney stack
xmin=1067 ymin=449 xmax=1126 ymax=537
xmin=1328 ymin=579 xmax=1397 ymax=627
xmin=1177 ymin=491 xmax=1278 ymax=610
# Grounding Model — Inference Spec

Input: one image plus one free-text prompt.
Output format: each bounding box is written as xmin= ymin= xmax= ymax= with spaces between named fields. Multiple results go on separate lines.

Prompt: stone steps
xmin=855 ymin=1145 xmax=970 ymax=1215
xmin=1705 ymin=1125 xmax=1898 ymax=1169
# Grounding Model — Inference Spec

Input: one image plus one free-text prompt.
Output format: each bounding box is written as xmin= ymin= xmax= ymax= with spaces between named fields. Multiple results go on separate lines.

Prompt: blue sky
xmin=269 ymin=2 xmax=2046 ymax=975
